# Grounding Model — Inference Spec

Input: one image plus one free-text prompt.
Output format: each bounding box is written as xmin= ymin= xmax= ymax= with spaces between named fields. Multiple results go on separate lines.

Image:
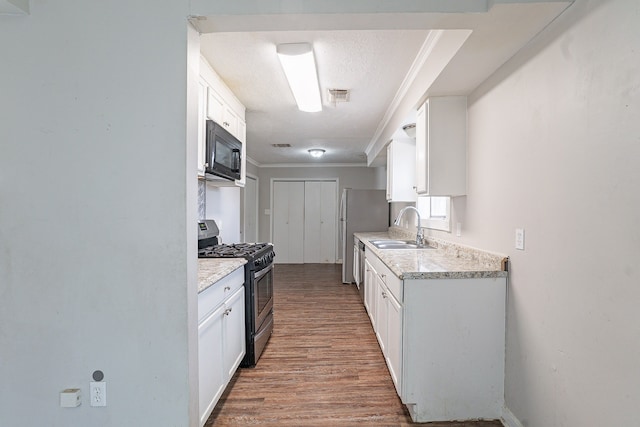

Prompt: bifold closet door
xmin=304 ymin=181 xmax=337 ymax=263
xmin=272 ymin=181 xmax=304 ymax=263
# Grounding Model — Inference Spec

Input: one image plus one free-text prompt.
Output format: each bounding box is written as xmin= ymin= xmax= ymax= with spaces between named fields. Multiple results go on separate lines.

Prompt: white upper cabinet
xmin=206 ymin=86 xmax=225 ymax=125
xmin=386 ymin=137 xmax=417 ymax=202
xmin=415 ymin=96 xmax=467 ymax=196
xmin=199 ymin=56 xmax=247 ymax=187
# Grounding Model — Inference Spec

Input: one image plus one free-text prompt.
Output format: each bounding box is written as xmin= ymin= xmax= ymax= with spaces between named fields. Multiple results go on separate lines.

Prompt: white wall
xmin=0 ymin=2 xmax=198 ymax=426
xmin=426 ymin=1 xmax=640 ymax=425
xmin=205 ymin=183 xmax=241 ymax=243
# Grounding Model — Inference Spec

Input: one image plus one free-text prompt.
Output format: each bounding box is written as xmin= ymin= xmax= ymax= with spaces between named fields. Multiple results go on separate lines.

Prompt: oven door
xmin=253 ymin=263 xmax=274 ymax=330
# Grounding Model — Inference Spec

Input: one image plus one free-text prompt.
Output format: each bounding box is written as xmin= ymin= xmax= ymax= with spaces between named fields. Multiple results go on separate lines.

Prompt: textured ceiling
xmin=201 ymin=30 xmax=428 ymax=165
xmin=196 ymin=1 xmax=573 ymax=166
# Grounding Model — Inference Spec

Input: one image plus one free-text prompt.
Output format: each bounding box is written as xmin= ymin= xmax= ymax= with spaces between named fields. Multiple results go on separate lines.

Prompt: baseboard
xmin=502 ymin=407 xmax=524 ymax=427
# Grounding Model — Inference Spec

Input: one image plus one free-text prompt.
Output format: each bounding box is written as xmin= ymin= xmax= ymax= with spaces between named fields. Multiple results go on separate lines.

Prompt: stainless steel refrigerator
xmin=340 ymin=189 xmax=389 ymax=284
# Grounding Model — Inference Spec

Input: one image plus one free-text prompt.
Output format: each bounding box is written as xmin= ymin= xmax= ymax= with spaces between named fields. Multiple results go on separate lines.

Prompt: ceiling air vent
xmin=271 ymin=144 xmax=292 ymax=148
xmin=328 ymin=89 xmax=350 ymax=105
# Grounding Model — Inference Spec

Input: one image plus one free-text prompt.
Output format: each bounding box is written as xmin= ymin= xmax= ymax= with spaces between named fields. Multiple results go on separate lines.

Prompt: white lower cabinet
xmin=374 ymin=272 xmax=388 ymax=353
xmin=370 ymin=253 xmax=403 ymax=394
xmin=385 ymin=290 xmax=403 ymax=395
xmin=198 ymin=304 xmax=224 ymax=423
xmin=363 ymin=249 xmax=506 ymax=423
xmin=363 ymin=258 xmax=376 ymax=327
xmin=197 ymin=268 xmax=245 ymax=427
xmin=222 ymin=287 xmax=246 ymax=380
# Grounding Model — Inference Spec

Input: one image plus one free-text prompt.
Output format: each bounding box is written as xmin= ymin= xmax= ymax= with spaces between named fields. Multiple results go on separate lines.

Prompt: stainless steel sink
xmin=369 ymin=239 xmax=433 ymax=250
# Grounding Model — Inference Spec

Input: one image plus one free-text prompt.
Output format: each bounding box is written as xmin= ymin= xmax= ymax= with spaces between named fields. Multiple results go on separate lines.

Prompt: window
xmin=416 ymin=196 xmax=451 ymax=232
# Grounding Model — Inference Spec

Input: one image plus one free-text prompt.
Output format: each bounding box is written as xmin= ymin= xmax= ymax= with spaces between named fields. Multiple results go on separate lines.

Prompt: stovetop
xmin=198 ymin=242 xmax=273 ymax=259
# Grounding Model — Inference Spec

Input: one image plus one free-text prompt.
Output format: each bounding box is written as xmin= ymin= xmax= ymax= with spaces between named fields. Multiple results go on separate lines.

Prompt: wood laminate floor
xmin=206 ymin=264 xmax=503 ymax=427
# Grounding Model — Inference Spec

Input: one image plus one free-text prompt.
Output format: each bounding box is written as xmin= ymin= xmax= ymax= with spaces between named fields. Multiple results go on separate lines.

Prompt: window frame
xmin=416 ymin=196 xmax=451 ymax=232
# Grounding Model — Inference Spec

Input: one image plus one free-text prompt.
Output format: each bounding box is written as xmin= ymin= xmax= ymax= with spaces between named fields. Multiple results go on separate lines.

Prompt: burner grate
xmin=198 ymin=242 xmax=272 ymax=259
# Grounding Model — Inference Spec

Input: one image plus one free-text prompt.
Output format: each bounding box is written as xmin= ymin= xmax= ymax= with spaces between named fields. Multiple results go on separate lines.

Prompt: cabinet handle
xmin=224 ymin=308 xmax=232 ymax=316
xmin=382 ymin=291 xmax=387 ymax=299
xmin=224 ymin=286 xmax=231 ymax=291
xmin=223 ymin=121 xmax=230 ymax=127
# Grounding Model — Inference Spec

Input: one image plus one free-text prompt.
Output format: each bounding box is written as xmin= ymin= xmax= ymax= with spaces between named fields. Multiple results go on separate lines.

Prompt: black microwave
xmin=205 ymin=120 xmax=242 ymax=181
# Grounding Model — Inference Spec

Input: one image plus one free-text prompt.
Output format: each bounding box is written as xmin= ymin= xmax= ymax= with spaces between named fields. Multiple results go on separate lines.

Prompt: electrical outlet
xmin=515 ymin=228 xmax=525 ymax=250
xmin=90 ymin=381 xmax=106 ymax=407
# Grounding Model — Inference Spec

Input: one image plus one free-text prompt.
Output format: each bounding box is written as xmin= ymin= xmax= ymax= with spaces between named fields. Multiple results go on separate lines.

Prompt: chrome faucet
xmin=393 ymin=206 xmax=424 ymax=247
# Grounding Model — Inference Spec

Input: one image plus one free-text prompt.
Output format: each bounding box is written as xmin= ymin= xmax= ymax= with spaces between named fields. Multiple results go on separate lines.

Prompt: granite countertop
xmin=198 ymin=258 xmax=247 ymax=293
xmin=354 ymin=228 xmax=508 ymax=280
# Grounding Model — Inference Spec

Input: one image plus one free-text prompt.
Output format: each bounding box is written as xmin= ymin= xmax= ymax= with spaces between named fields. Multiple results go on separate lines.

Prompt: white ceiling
xmin=201 ymin=30 xmax=428 ymax=165
xmin=194 ymin=1 xmax=573 ymax=166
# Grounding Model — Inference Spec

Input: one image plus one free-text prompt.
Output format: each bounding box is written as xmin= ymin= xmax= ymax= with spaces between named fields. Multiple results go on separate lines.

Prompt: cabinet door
xmin=386 ymin=143 xmax=393 ymax=200
xmin=223 ymin=287 xmax=246 ymax=380
xmin=207 ymin=86 xmax=224 ymax=124
xmin=415 ymin=97 xmax=467 ymax=196
xmin=415 ymin=102 xmax=428 ymax=194
xmin=375 ymin=273 xmax=389 ymax=353
xmin=364 ymin=258 xmax=376 ymax=325
xmin=198 ymin=304 xmax=225 ymax=426
xmin=386 ymin=293 xmax=403 ymax=395
xmin=387 ymin=138 xmax=417 ymax=202
xmin=222 ymin=105 xmax=239 ymax=137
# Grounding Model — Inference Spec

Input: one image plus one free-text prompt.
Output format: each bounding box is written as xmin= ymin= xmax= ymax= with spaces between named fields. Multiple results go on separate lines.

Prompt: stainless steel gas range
xmin=198 ymin=220 xmax=275 ymax=367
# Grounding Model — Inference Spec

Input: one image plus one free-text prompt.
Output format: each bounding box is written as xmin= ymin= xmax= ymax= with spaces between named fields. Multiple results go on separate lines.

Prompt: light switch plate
xmin=515 ymin=228 xmax=525 ymax=250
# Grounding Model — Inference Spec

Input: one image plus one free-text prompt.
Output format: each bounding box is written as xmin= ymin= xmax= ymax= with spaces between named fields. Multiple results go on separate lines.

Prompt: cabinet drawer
xmin=368 ymin=252 xmax=403 ymax=302
xmin=384 ymin=271 xmax=402 ymax=303
xmin=198 ymin=267 xmax=244 ymax=323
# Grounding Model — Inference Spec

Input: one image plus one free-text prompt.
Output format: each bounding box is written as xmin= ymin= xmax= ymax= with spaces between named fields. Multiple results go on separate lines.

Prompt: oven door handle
xmin=254 ymin=263 xmax=273 ymax=280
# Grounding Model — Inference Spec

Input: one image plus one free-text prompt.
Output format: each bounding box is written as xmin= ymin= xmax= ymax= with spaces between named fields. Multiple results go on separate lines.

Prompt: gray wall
xmin=424 ymin=1 xmax=639 ymax=425
xmin=0 ymin=2 xmax=198 ymax=426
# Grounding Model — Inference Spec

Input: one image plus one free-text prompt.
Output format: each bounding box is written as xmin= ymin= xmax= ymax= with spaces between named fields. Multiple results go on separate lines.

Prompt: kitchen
xmin=1 ymin=1 xmax=639 ymax=427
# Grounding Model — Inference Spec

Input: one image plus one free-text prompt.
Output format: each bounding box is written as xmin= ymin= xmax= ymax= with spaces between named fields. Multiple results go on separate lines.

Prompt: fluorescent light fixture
xmin=277 ymin=43 xmax=322 ymax=113
xmin=308 ymin=149 xmax=325 ymax=158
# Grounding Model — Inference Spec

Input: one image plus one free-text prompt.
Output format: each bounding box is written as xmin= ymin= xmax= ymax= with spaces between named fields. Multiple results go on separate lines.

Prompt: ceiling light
xmin=277 ymin=43 xmax=322 ymax=113
xmin=308 ymin=149 xmax=325 ymax=158
xmin=403 ymin=123 xmax=416 ymax=138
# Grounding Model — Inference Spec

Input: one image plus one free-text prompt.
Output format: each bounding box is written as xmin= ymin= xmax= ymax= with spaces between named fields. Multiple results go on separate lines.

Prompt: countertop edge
xmin=198 ymin=258 xmax=247 ymax=293
xmin=354 ymin=231 xmax=508 ymax=280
